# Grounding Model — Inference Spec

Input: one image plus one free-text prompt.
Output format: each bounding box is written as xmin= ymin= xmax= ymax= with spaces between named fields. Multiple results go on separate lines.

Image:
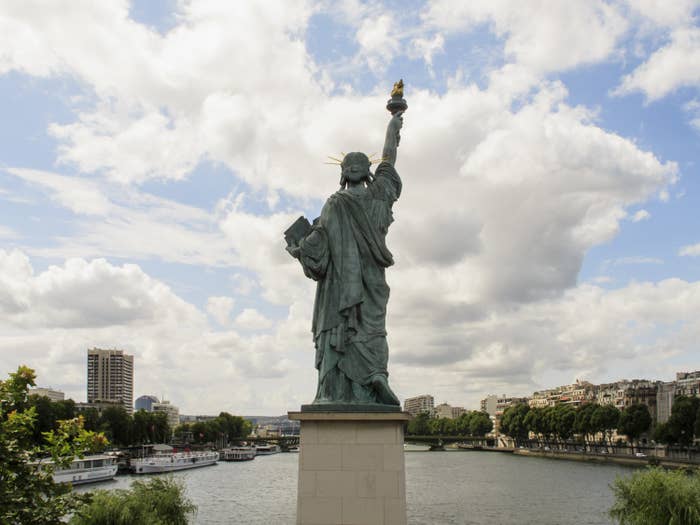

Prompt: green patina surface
xmin=286 ymin=84 xmax=406 ymax=412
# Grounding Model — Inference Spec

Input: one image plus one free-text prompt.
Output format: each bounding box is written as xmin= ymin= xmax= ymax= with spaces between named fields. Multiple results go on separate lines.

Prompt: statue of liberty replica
xmin=286 ymin=81 xmax=407 ymax=411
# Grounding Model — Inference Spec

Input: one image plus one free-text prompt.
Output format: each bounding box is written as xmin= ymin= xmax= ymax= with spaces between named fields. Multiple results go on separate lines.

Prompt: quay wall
xmin=511 ymin=448 xmax=699 ymax=470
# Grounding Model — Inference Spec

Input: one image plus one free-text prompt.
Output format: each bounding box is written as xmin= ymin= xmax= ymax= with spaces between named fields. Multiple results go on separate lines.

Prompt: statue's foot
xmin=370 ymin=374 xmax=400 ymax=406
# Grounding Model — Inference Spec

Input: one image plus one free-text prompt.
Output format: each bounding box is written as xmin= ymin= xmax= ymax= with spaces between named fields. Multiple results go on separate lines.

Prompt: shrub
xmin=70 ymin=477 xmax=196 ymax=525
xmin=609 ymin=467 xmax=700 ymax=525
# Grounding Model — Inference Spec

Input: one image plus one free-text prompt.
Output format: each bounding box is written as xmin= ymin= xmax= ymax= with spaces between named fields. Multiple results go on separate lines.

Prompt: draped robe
xmin=296 ymin=162 xmax=401 ymax=405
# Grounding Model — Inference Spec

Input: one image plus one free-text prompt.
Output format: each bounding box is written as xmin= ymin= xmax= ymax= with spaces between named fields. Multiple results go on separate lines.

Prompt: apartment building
xmin=87 ymin=348 xmax=134 ymax=413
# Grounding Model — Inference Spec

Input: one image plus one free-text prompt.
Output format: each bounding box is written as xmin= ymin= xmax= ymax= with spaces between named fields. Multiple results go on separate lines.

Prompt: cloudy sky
xmin=1 ymin=0 xmax=699 ymax=415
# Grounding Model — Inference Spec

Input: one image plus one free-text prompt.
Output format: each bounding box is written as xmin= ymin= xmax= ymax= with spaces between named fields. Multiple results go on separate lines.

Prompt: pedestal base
xmin=288 ymin=411 xmax=410 ymax=525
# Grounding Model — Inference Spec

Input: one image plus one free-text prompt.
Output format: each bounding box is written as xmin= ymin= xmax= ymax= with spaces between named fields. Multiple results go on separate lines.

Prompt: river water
xmin=81 ymin=450 xmax=636 ymax=524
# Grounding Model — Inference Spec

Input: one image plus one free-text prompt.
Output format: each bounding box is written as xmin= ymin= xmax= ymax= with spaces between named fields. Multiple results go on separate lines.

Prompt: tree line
xmin=29 ymin=393 xmax=255 ymax=448
xmin=500 ymin=396 xmax=700 ymax=450
xmin=28 ymin=395 xmax=171 ymax=447
xmin=174 ymin=413 xmax=252 ymax=444
xmin=406 ymin=410 xmax=493 ymax=437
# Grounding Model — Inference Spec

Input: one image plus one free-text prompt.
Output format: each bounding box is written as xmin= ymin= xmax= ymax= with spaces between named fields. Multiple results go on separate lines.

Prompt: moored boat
xmin=131 ymin=451 xmax=219 ymax=474
xmin=51 ymin=454 xmax=118 ymax=485
xmin=254 ymin=444 xmax=281 ymax=455
xmin=220 ymin=446 xmax=256 ymax=461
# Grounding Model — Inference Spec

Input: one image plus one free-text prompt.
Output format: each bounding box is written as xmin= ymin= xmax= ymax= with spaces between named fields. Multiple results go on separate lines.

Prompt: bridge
xmin=237 ymin=435 xmax=494 ymax=452
xmin=404 ymin=435 xmax=495 ymax=451
xmin=232 ymin=436 xmax=300 ymax=451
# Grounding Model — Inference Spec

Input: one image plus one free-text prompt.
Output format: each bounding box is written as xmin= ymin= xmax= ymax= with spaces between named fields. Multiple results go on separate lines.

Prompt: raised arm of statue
xmin=381 ymin=111 xmax=403 ymax=167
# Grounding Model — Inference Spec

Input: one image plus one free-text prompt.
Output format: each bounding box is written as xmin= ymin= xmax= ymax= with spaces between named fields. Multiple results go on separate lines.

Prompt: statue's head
xmin=340 ymin=152 xmax=371 ymax=188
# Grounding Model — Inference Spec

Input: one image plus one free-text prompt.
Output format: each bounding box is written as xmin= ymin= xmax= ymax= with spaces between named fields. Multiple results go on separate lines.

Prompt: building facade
xmin=135 ymin=395 xmax=159 ymax=412
xmin=656 ymin=371 xmax=700 ymax=424
xmin=434 ymin=403 xmax=453 ymax=419
xmin=87 ymin=348 xmax=134 ymax=413
xmin=30 ymin=387 xmax=65 ymax=402
xmin=152 ymin=400 xmax=180 ymax=430
xmin=404 ymin=394 xmax=435 ymax=417
xmin=480 ymin=395 xmax=498 ymax=416
xmin=675 ymin=371 xmax=700 ymax=397
xmin=596 ymin=379 xmax=659 ymax=421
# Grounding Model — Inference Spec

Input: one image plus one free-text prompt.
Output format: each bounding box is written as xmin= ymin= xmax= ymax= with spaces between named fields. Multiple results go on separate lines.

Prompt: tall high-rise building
xmin=87 ymin=348 xmax=134 ymax=413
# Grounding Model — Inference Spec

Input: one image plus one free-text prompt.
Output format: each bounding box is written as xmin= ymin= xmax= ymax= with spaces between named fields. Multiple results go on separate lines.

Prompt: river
xmin=79 ymin=450 xmax=636 ymax=524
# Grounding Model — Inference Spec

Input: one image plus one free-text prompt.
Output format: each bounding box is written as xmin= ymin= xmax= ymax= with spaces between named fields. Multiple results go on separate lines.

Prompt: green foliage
xmin=175 ymin=412 xmax=251 ymax=444
xmin=609 ymin=468 xmax=700 ymax=525
xmin=406 ymin=412 xmax=431 ymax=435
xmin=618 ymin=404 xmax=652 ymax=449
xmin=406 ymin=411 xmax=492 ymax=437
xmin=591 ymin=404 xmax=621 ymax=446
xmin=467 ymin=411 xmax=493 ymax=437
xmin=505 ymin=402 xmax=630 ymax=448
xmin=428 ymin=416 xmax=454 ymax=435
xmin=553 ymin=404 xmax=576 ymax=442
xmin=132 ymin=409 xmax=170 ymax=444
xmin=500 ymin=403 xmax=530 ymax=443
xmin=657 ymin=396 xmax=700 ymax=446
xmin=98 ymin=406 xmax=133 ymax=446
xmin=574 ymin=402 xmax=597 ymax=443
xmin=0 ymin=366 xmax=107 ymax=525
xmin=25 ymin=395 xmax=171 ymax=448
xmin=70 ymin=476 xmax=196 ymax=525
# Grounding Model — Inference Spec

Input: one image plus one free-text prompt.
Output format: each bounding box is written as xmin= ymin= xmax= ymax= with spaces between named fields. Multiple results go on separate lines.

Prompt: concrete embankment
xmin=512 ymin=448 xmax=699 ymax=470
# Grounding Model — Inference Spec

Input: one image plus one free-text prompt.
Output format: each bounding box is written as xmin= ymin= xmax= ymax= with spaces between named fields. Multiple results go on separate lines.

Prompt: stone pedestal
xmin=288 ymin=411 xmax=411 ymax=525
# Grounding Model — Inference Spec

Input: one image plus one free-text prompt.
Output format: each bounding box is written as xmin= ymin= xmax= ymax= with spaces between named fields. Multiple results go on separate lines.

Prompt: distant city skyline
xmin=1 ymin=2 xmax=700 ymax=414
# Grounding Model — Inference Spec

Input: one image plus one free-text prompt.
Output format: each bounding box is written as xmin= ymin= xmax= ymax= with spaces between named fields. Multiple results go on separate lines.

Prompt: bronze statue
xmin=286 ymin=82 xmax=406 ymax=410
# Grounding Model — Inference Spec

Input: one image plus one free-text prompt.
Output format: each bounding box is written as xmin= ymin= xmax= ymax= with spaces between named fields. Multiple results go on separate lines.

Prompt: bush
xmin=609 ymin=467 xmax=700 ymax=525
xmin=70 ymin=477 xmax=196 ymax=525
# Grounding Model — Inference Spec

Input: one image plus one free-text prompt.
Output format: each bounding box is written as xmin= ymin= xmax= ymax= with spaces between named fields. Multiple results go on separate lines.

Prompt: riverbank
xmin=512 ymin=448 xmax=699 ymax=470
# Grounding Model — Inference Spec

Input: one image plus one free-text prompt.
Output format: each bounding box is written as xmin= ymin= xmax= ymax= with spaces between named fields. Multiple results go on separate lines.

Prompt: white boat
xmin=51 ymin=454 xmax=118 ymax=485
xmin=131 ymin=451 xmax=219 ymax=474
xmin=254 ymin=444 xmax=281 ymax=455
xmin=403 ymin=443 xmax=431 ymax=452
xmin=220 ymin=446 xmax=256 ymax=461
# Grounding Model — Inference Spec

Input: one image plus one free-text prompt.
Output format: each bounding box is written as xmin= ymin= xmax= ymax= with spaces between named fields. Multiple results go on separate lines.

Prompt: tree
xmin=407 ymin=412 xmax=431 ymax=435
xmin=428 ymin=416 xmax=450 ymax=435
xmin=53 ymin=399 xmax=76 ymax=421
xmin=99 ymin=406 xmax=133 ymax=446
xmin=217 ymin=412 xmax=251 ymax=442
xmin=81 ymin=407 xmax=100 ymax=432
xmin=617 ymin=404 xmax=652 ymax=452
xmin=468 ymin=411 xmax=493 ymax=437
xmin=69 ymin=476 xmax=196 ymax=525
xmin=29 ymin=394 xmax=56 ymax=444
xmin=574 ymin=403 xmax=597 ymax=449
xmin=1 ymin=366 xmax=107 ymax=525
xmin=524 ymin=407 xmax=557 ymax=447
xmin=552 ymin=404 xmax=576 ymax=446
xmin=591 ymin=405 xmax=620 ymax=451
xmin=609 ymin=468 xmax=700 ymax=525
xmin=500 ymin=403 xmax=530 ymax=445
xmin=663 ymin=396 xmax=699 ymax=446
